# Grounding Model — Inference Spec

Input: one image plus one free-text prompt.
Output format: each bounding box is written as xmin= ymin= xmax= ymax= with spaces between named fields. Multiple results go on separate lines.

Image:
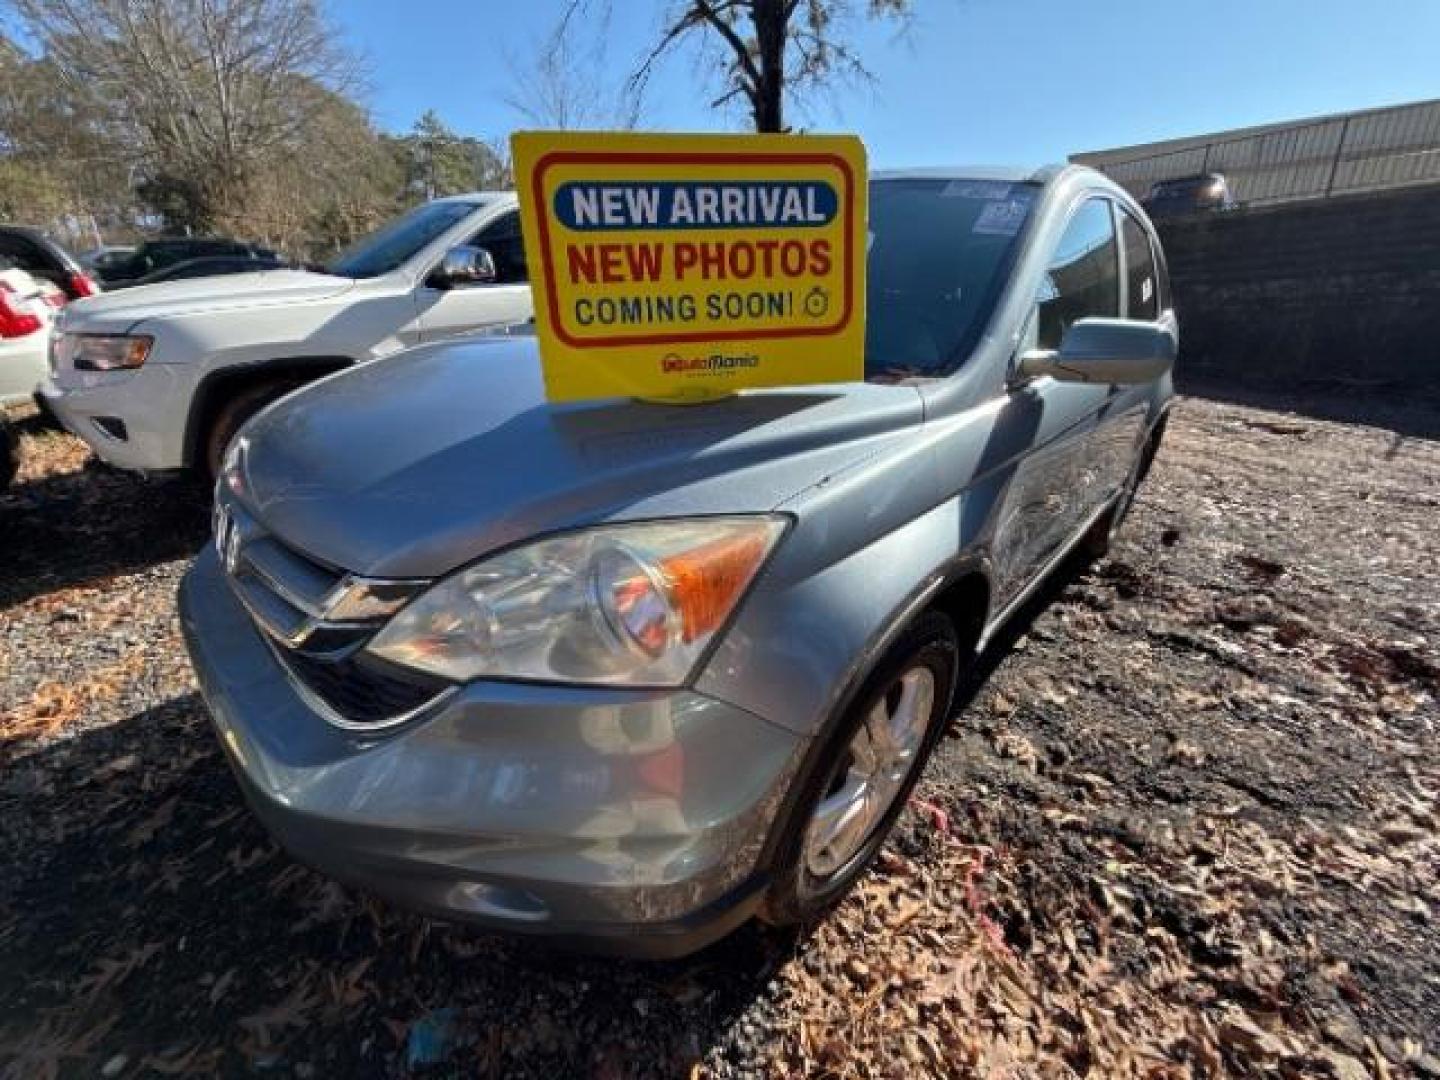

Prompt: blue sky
xmin=351 ymin=0 xmax=1438 ymax=166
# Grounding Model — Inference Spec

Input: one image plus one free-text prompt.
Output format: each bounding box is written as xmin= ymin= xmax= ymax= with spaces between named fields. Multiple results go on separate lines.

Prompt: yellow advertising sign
xmin=511 ymin=131 xmax=867 ymax=402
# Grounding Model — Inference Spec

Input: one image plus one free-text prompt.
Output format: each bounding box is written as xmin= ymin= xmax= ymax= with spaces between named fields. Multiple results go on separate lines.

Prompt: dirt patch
xmin=1 ymin=396 xmax=1436 ymax=1078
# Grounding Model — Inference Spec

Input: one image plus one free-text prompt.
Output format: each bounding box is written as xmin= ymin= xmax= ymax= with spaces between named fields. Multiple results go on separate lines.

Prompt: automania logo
xmin=661 ymin=351 xmax=761 ymax=374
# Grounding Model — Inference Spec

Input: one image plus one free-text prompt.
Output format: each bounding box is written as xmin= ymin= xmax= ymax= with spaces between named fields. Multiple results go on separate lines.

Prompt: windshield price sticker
xmin=512 ymin=131 xmax=867 ymax=402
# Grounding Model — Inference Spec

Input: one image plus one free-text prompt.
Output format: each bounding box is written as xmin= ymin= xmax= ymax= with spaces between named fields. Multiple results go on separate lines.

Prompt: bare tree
xmin=10 ymin=0 xmax=361 ymax=229
xmin=242 ymin=86 xmax=402 ymax=255
xmin=0 ymin=34 xmax=133 ymax=237
xmin=505 ymin=4 xmax=642 ymax=130
xmin=630 ymin=0 xmax=913 ymax=133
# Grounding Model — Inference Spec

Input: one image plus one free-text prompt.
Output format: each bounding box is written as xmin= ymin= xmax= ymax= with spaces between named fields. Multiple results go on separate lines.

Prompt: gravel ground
xmin=1 ymin=396 xmax=1437 ymax=1078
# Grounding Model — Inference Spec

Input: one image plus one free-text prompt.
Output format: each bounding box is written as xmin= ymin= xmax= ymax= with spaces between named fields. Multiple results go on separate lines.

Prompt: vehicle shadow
xmin=948 ymin=542 xmax=1101 ymax=723
xmin=0 ymin=424 xmax=210 ymax=611
xmin=0 ymin=691 xmax=808 ymax=1077
xmin=1179 ymin=379 xmax=1440 ymax=440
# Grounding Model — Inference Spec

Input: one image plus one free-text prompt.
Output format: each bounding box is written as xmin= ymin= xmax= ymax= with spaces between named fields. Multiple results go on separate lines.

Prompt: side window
xmin=1119 ymin=210 xmax=1158 ymax=320
xmin=468 ymin=211 xmax=527 ymax=284
xmin=1036 ymin=198 xmax=1119 ymax=349
xmin=1156 ymin=245 xmax=1172 ymax=313
xmin=159 ymin=243 xmax=197 ymax=266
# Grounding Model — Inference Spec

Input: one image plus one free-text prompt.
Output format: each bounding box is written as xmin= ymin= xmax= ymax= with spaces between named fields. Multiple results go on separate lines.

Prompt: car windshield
xmin=326 ymin=200 xmax=481 ymax=279
xmin=865 ymin=178 xmax=1037 ymax=382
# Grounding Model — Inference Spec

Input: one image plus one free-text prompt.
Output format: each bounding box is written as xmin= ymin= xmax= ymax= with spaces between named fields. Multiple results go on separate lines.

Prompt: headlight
xmin=367 ymin=517 xmax=788 ymax=687
xmin=67 ymin=333 xmax=153 ymax=371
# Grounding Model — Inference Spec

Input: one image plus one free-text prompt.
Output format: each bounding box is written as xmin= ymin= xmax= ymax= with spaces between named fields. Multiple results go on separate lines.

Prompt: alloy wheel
xmin=802 ymin=665 xmax=936 ymax=878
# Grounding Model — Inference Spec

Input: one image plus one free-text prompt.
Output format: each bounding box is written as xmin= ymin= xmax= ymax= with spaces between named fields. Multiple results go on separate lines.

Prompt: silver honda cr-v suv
xmin=180 ymin=165 xmax=1175 ymax=957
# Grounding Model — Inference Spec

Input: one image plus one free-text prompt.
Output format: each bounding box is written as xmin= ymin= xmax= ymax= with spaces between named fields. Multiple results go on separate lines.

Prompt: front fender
xmin=696 ymin=480 xmax=1001 ymax=740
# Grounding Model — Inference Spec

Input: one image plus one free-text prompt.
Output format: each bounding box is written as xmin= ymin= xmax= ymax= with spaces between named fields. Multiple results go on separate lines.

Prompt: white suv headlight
xmin=367 ymin=517 xmax=788 ymax=687
xmin=61 ymin=333 xmax=154 ymax=372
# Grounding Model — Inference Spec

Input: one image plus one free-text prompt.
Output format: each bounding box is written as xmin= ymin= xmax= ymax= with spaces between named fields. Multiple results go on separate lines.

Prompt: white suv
xmin=42 ymin=193 xmax=531 ymax=476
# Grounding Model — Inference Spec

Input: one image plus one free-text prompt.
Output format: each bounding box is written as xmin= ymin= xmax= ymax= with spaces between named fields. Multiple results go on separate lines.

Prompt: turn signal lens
xmin=662 ymin=530 xmax=773 ymax=642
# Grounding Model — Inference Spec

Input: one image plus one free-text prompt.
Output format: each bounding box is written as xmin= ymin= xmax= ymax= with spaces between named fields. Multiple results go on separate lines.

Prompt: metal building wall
xmin=1074 ymin=99 xmax=1440 ymax=206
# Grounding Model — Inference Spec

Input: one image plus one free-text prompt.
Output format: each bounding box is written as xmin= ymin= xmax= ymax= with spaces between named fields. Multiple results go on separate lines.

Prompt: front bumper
xmin=40 ymin=364 xmax=192 ymax=472
xmin=179 ymin=547 xmax=805 ymax=957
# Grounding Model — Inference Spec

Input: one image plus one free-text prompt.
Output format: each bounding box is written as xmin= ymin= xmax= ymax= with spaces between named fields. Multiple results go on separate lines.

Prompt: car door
xmin=1092 ymin=205 xmax=1169 ymax=486
xmin=413 ymin=209 xmax=533 ymax=342
xmin=990 ymin=196 xmax=1125 ymax=609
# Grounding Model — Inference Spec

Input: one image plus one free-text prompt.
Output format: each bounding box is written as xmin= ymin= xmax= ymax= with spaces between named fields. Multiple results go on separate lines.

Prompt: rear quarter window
xmin=1119 ymin=210 xmax=1158 ymax=320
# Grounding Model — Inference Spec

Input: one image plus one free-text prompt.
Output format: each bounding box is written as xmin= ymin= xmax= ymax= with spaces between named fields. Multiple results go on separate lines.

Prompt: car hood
xmin=234 ymin=337 xmax=925 ymax=578
xmin=64 ymin=270 xmax=355 ymax=329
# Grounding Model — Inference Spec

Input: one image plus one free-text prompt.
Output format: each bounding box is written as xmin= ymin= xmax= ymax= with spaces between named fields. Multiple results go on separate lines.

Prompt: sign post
xmin=511 ymin=131 xmax=867 ymax=403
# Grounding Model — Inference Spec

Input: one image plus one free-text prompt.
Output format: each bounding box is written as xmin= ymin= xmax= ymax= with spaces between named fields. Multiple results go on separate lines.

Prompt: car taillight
xmin=68 ymin=272 xmax=99 ymax=299
xmin=0 ymin=283 xmax=43 ymax=338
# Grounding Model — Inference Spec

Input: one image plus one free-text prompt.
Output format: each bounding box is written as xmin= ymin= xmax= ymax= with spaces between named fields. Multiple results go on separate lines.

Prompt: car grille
xmin=281 ymin=650 xmax=451 ymax=728
xmin=214 ymin=495 xmax=451 ymax=729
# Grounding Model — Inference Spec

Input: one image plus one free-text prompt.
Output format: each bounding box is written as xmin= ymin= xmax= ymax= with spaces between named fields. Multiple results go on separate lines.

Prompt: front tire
xmin=761 ymin=611 xmax=959 ymax=926
xmin=201 ymin=380 xmax=300 ymax=481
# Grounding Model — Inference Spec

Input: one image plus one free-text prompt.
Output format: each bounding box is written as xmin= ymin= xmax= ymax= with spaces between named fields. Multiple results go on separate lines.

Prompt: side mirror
xmin=1018 ymin=318 xmax=1175 ymax=385
xmin=428 ymin=245 xmax=497 ymax=289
